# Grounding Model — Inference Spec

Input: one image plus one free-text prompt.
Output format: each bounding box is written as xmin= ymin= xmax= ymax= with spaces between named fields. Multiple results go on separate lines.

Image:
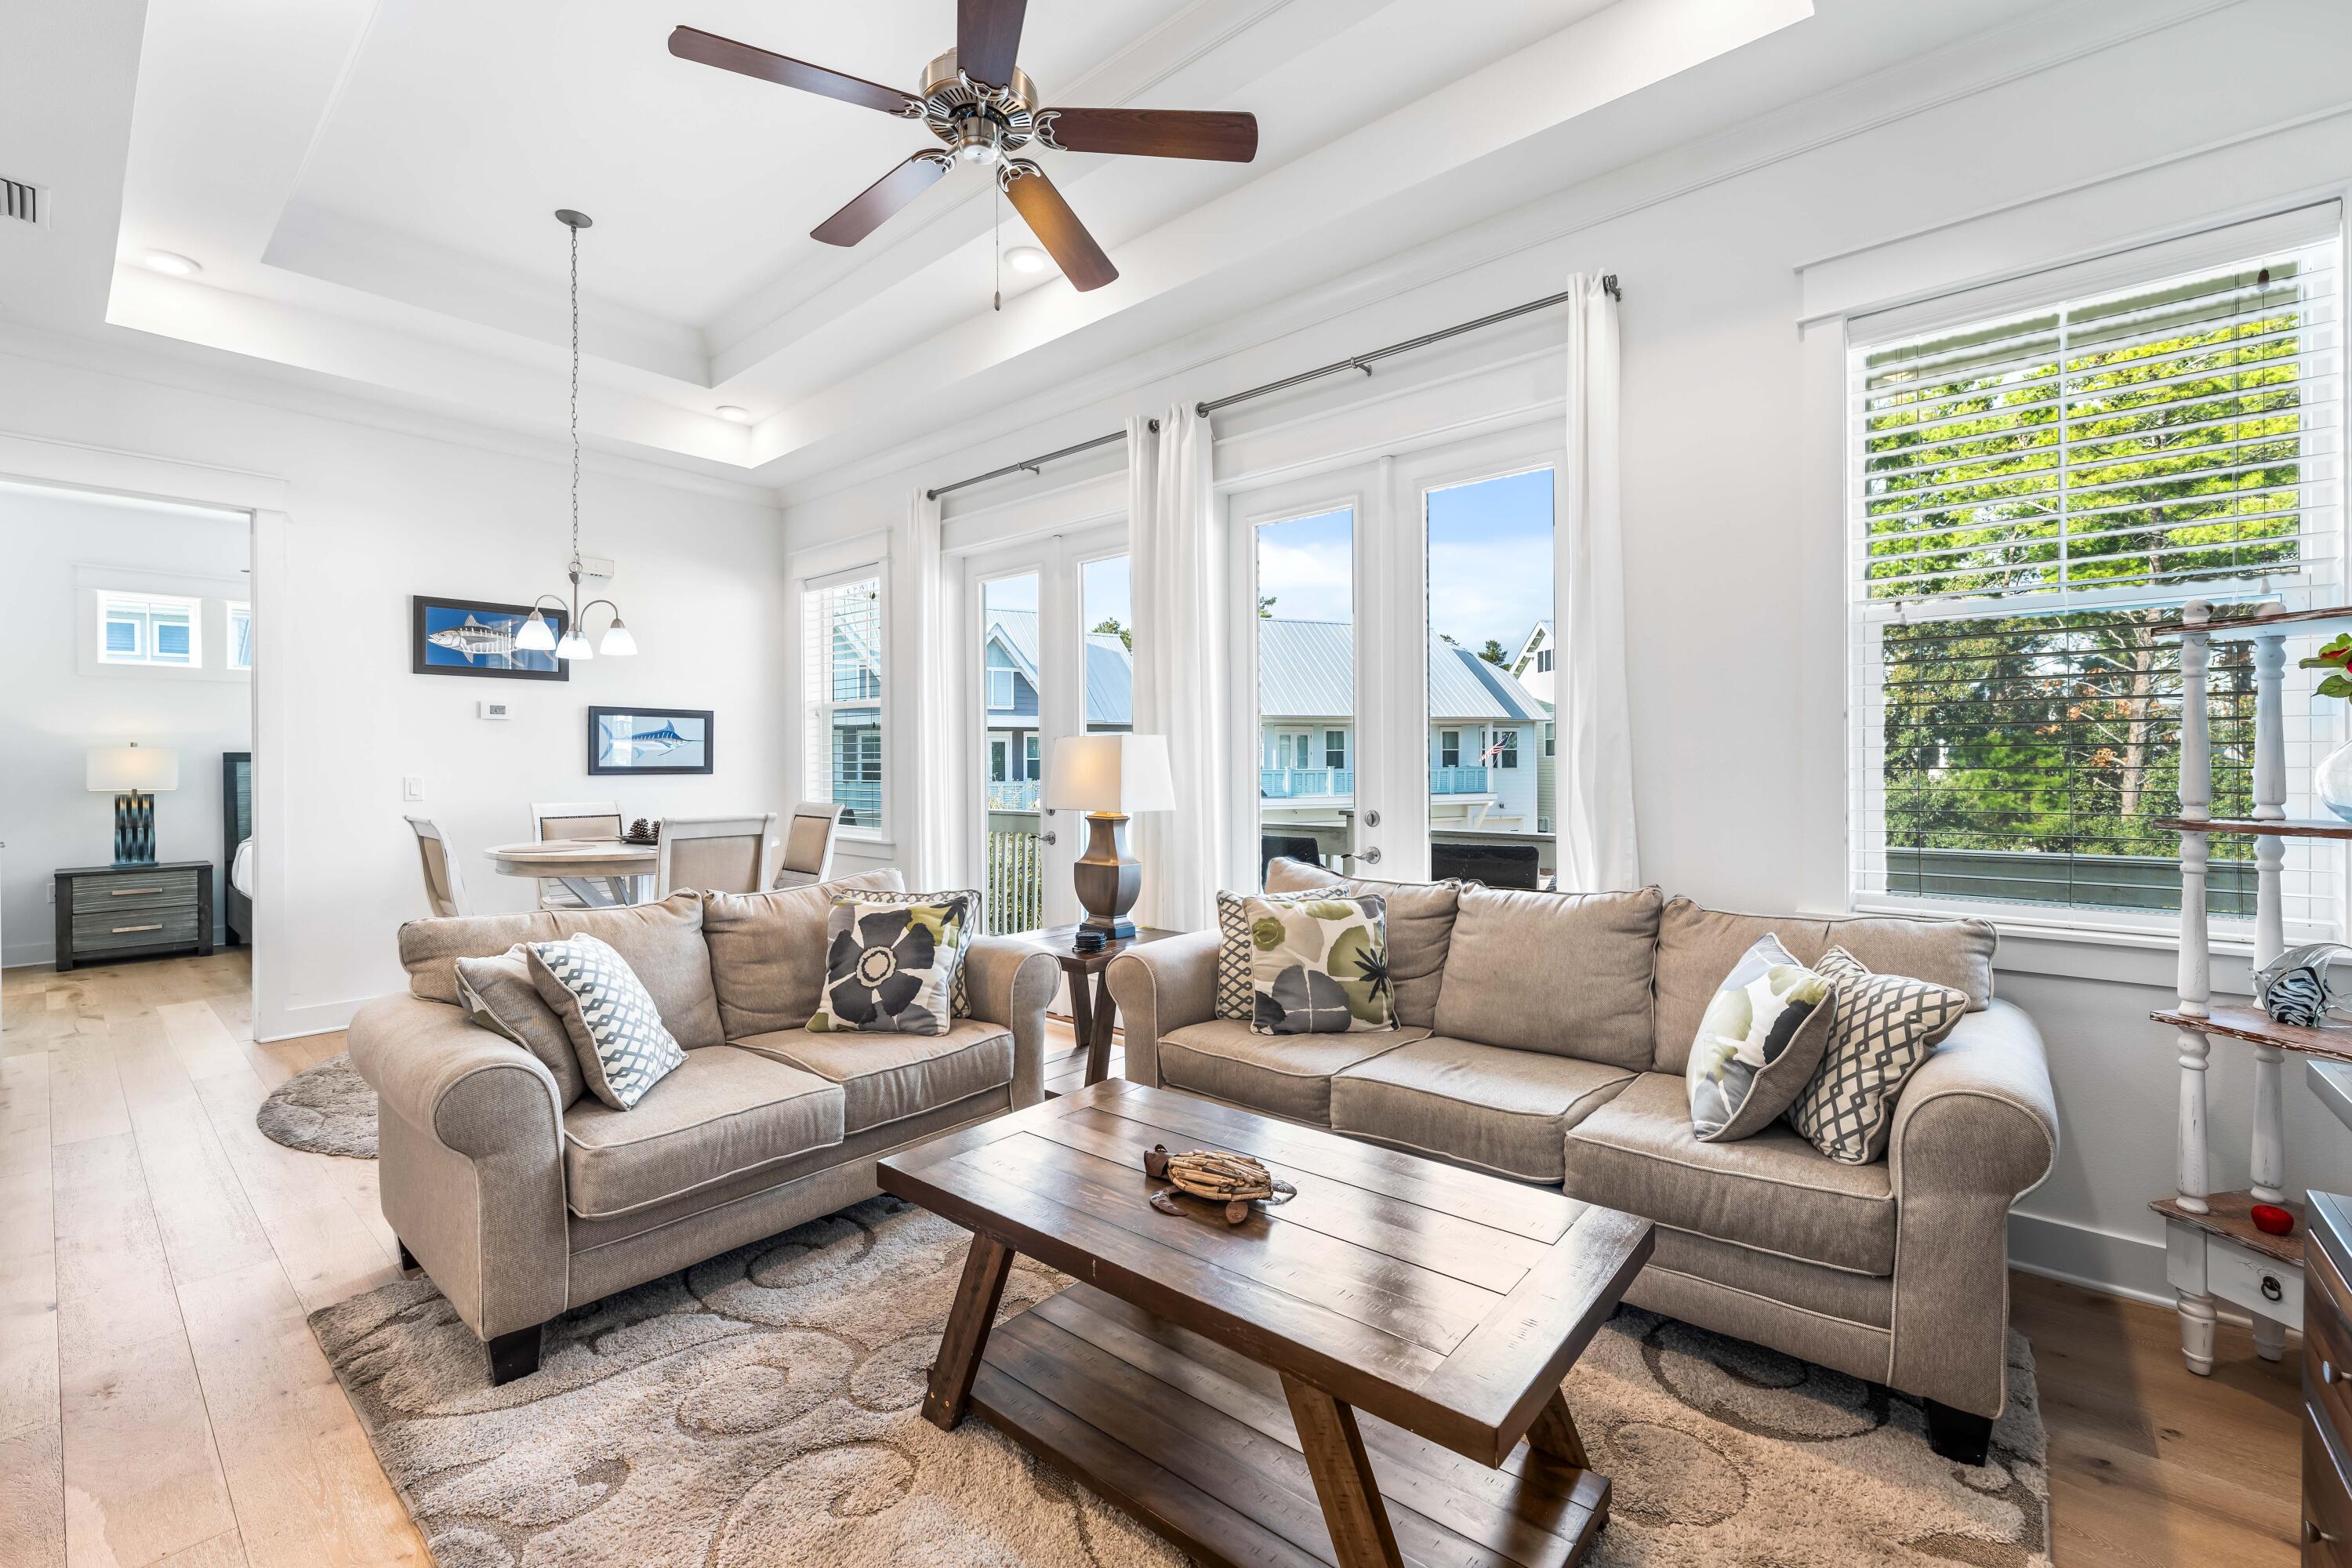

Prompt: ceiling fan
xmin=669 ymin=0 xmax=1258 ymax=292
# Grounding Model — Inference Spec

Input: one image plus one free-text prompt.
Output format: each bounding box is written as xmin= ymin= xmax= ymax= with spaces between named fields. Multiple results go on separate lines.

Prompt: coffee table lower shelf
xmin=969 ymin=1283 xmax=1610 ymax=1568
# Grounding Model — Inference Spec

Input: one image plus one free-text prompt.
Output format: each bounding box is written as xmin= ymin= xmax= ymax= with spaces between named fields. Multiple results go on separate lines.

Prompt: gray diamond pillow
xmin=526 ymin=933 xmax=686 ymax=1111
xmin=1787 ymin=947 xmax=1967 ymax=1163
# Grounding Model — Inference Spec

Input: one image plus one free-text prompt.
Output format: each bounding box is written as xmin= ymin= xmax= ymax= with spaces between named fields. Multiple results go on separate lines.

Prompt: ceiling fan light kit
xmin=668 ymin=0 xmax=1258 ymax=292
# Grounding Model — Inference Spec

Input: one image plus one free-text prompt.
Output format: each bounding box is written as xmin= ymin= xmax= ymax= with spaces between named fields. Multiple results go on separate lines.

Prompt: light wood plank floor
xmin=0 ymin=950 xmax=2307 ymax=1566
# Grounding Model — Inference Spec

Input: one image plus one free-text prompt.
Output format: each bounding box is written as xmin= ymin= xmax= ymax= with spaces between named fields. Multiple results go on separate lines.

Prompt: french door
xmin=963 ymin=524 xmax=1131 ymax=933
xmin=1226 ymin=426 xmax=1564 ymax=891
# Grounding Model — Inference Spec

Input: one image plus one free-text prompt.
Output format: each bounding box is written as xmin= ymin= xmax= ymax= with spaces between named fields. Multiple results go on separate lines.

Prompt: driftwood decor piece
xmin=1143 ymin=1143 xmax=1297 ymax=1225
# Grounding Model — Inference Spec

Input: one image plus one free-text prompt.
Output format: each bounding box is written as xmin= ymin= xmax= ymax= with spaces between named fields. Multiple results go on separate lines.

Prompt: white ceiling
xmin=3 ymin=0 xmax=2088 ymax=494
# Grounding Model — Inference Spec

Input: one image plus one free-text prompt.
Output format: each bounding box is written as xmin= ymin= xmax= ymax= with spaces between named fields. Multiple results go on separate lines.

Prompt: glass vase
xmin=2319 ymin=739 xmax=2352 ymax=824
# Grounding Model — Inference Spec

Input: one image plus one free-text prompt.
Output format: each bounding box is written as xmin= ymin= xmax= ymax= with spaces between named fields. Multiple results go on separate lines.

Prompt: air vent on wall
xmin=3 ymin=178 xmax=41 ymax=225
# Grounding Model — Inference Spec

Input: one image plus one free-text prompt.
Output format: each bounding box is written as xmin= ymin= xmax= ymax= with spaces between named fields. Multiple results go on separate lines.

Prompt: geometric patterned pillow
xmin=524 ymin=934 xmax=686 ymax=1112
xmin=1214 ymin=887 xmax=1326 ymax=1019
xmin=1786 ymin=947 xmax=1967 ymax=1164
xmin=844 ymin=887 xmax=980 ymax=1016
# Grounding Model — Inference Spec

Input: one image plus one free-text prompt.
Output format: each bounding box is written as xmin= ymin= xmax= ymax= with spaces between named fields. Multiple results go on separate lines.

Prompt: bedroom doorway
xmin=0 ymin=477 xmax=259 ymax=1038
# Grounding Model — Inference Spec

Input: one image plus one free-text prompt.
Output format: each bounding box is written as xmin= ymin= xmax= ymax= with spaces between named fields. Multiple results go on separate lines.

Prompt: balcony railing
xmin=1260 ymin=767 xmax=1352 ymax=800
xmin=985 ymin=779 xmax=1042 ymax=811
xmin=1430 ymin=766 xmax=1494 ymax=795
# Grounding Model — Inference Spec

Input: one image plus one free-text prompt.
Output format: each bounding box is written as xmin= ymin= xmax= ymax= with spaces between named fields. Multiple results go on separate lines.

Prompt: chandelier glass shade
xmin=521 ymin=209 xmax=637 ymax=662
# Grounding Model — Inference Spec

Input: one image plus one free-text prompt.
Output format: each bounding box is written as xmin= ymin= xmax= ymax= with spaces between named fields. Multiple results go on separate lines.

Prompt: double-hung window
xmin=803 ymin=568 xmax=885 ymax=834
xmin=100 ymin=592 xmax=200 ymax=666
xmin=1849 ymin=209 xmax=2343 ymax=931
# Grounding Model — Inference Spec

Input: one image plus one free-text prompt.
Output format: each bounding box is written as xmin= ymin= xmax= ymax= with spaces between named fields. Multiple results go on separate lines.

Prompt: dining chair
xmin=771 ymin=800 xmax=846 ymax=888
xmin=655 ymin=813 xmax=778 ymax=897
xmin=531 ymin=798 xmax=623 ymax=910
xmin=406 ymin=815 xmax=470 ymax=918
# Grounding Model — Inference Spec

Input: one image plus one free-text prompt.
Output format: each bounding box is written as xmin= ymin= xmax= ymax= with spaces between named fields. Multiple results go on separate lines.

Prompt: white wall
xmin=0 ymin=349 xmax=787 ymax=1038
xmin=775 ymin=0 xmax=2352 ymax=1301
xmin=0 ymin=486 xmax=252 ymax=962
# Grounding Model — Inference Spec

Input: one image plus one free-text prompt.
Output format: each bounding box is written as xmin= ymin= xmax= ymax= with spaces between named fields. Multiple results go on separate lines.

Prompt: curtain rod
xmin=924 ymin=274 xmax=1617 ymax=500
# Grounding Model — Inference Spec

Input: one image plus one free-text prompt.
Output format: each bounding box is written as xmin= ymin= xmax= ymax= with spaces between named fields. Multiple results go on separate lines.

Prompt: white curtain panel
xmin=1557 ymin=273 xmax=1642 ymax=891
xmin=907 ymin=486 xmax=972 ymax=890
xmin=1129 ymin=406 xmax=1229 ymax=929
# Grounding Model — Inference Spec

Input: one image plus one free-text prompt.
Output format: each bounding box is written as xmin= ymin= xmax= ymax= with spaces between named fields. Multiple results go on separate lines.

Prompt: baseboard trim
xmin=2008 ymin=1210 xmax=2173 ymax=1307
xmin=258 ymin=996 xmax=365 ymax=1044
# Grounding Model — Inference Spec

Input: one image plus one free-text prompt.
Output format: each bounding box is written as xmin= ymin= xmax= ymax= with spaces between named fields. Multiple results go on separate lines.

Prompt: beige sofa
xmin=1105 ymin=858 xmax=2057 ymax=1464
xmin=347 ymin=870 xmax=1058 ymax=1383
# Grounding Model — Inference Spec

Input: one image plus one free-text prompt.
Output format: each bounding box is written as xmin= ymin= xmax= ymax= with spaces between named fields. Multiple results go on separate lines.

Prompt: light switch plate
xmin=477 ymin=700 xmax=511 ymax=720
xmin=403 ymin=776 xmax=425 ymax=801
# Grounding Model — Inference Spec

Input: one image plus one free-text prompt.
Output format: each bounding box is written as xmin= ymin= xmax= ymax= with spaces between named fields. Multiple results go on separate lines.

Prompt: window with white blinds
xmin=1849 ymin=210 xmax=2343 ymax=928
xmin=802 ymin=568 xmax=885 ymax=834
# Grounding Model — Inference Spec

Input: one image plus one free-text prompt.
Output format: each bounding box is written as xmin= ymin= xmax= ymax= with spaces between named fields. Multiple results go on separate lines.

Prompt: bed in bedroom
xmin=223 ymin=750 xmax=252 ymax=946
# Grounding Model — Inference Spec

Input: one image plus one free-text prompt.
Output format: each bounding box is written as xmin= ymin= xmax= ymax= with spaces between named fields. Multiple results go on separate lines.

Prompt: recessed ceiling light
xmin=142 ymin=249 xmax=201 ymax=278
xmin=715 ymin=405 xmax=750 ymax=423
xmin=1006 ymin=245 xmax=1049 ymax=275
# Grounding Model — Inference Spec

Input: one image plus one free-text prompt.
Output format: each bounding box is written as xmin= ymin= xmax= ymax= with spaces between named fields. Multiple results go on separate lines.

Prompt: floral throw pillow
xmin=811 ymin=897 xmax=970 ymax=1035
xmin=1214 ymin=888 xmax=1327 ymax=1018
xmin=851 ymin=887 xmax=982 ymax=1015
xmin=1685 ymin=935 xmax=1835 ymax=1143
xmin=1243 ymin=895 xmax=1394 ymax=1036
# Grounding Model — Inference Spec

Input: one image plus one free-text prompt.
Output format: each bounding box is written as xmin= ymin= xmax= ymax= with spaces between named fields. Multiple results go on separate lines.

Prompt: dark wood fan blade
xmin=812 ymin=152 xmax=952 ymax=246
xmin=1040 ymin=107 xmax=1258 ymax=162
xmin=1001 ymin=163 xmax=1116 ymax=292
xmin=957 ymin=0 xmax=1027 ymax=89
xmin=668 ymin=26 xmax=914 ymax=117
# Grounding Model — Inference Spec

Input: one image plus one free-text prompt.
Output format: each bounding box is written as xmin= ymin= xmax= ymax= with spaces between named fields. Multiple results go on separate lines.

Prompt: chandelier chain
xmin=568 ymin=220 xmax=581 ymax=568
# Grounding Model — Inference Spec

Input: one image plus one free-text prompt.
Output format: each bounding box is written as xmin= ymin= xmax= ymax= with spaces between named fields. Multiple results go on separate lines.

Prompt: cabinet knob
xmin=2260 ymin=1273 xmax=2284 ymax=1302
xmin=2308 ymin=1519 xmax=2340 ymax=1544
xmin=2326 ymin=1360 xmax=2341 ymax=1385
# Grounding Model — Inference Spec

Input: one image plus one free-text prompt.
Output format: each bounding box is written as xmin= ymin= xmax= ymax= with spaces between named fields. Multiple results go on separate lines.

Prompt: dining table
xmin=482 ymin=838 xmax=658 ymax=908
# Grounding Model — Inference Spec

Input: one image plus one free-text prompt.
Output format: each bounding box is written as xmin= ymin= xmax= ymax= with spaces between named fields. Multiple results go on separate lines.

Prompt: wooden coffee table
xmin=877 ymin=1078 xmax=1652 ymax=1568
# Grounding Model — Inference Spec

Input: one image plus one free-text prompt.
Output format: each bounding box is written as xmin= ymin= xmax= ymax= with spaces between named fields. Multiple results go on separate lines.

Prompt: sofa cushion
xmin=699 ymin=869 xmax=905 ymax=1038
xmin=1563 ymin=1072 xmax=1896 ymax=1275
xmin=1263 ymin=859 xmax=1459 ymax=1028
xmin=1430 ymin=884 xmax=1662 ymax=1070
xmin=455 ymin=944 xmax=587 ymax=1106
xmin=1652 ymin=899 xmax=1994 ymax=1073
xmin=400 ymin=893 xmax=724 ymax=1050
xmin=560 ymin=1046 xmax=844 ymax=1218
xmin=1331 ymin=1036 xmax=1635 ymax=1183
xmin=1158 ymin=1018 xmax=1427 ymax=1125
xmin=735 ymin=1019 xmax=1014 ymax=1134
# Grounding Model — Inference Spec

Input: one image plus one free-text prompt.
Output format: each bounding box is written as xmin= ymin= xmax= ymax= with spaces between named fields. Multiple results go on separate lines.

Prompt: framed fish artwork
xmin=589 ymin=706 xmax=713 ymax=775
xmin=410 ymin=596 xmax=569 ymax=681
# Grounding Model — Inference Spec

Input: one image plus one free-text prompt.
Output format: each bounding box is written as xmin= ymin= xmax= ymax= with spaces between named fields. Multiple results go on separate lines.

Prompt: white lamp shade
xmin=514 ymin=612 xmax=558 ymax=653
xmin=1043 ymin=734 xmax=1177 ymax=815
xmin=87 ymin=745 xmax=180 ymax=793
xmin=598 ymin=619 xmax=637 ymax=656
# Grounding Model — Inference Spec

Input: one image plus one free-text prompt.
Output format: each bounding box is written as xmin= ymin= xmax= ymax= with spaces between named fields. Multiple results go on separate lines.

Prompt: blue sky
xmin=1257 ymin=467 xmax=1555 ymax=655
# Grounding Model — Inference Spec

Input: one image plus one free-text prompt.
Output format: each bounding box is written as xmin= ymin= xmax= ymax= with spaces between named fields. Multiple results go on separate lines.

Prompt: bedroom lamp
xmin=87 ymin=742 xmax=179 ymax=865
xmin=1043 ymin=734 xmax=1176 ymax=949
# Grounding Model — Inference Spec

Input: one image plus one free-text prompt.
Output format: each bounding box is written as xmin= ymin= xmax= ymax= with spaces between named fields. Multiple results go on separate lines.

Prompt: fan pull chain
xmin=568 ymin=220 xmax=581 ymax=567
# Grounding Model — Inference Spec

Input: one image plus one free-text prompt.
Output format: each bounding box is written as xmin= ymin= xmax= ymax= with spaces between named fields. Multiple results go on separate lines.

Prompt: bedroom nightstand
xmin=54 ymin=861 xmax=214 ymax=971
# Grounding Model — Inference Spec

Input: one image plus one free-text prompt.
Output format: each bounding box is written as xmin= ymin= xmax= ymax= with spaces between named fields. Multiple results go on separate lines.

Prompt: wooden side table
xmin=1011 ymin=924 xmax=1183 ymax=1089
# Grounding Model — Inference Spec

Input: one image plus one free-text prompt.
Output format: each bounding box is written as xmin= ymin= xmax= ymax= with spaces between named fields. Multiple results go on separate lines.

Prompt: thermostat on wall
xmin=477 ymin=700 xmax=512 ymax=720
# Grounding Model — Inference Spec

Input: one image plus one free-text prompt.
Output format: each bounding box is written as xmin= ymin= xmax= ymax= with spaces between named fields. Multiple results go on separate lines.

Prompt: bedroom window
xmin=228 ymin=603 xmax=252 ymax=670
xmin=99 ymin=591 xmax=201 ymax=667
xmin=1847 ymin=210 xmax=2343 ymax=930
xmin=803 ymin=568 xmax=885 ymax=834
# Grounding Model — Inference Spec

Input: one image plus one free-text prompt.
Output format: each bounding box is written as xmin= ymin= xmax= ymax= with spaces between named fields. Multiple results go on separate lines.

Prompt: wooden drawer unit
xmin=53 ymin=861 xmax=213 ymax=971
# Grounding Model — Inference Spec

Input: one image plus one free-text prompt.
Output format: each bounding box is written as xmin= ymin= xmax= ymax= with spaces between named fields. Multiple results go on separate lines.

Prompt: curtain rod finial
xmin=1602 ymin=274 xmax=1621 ymax=301
xmin=1149 ymin=417 xmax=1160 ymax=432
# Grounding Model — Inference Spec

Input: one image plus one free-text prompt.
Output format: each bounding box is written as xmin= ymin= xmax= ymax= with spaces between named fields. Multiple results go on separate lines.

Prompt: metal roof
xmin=1256 ymin=619 xmax=1546 ymax=721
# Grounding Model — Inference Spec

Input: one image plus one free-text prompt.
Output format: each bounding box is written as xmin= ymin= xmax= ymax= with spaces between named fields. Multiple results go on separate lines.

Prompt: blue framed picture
xmin=590 ymin=706 xmax=713 ymax=775
xmin=410 ymin=596 xmax=568 ymax=681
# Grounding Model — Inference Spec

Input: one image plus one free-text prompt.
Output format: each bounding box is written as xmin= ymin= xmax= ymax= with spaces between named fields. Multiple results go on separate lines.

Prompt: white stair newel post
xmin=2251 ymin=630 xmax=2288 ymax=1207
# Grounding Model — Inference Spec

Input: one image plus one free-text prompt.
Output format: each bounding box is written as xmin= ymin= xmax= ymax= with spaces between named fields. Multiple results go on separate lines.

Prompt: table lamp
xmin=87 ymin=742 xmax=180 ymax=865
xmin=1044 ymin=734 xmax=1176 ymax=949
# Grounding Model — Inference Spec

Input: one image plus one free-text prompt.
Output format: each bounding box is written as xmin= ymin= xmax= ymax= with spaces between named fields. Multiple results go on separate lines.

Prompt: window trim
xmin=1840 ymin=208 xmax=2348 ymax=939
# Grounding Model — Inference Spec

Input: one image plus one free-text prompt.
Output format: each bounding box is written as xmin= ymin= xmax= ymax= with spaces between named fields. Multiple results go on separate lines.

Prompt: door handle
xmin=1040 ymin=831 xmax=1058 ymax=846
xmin=1359 ymin=847 xmax=1382 ymax=866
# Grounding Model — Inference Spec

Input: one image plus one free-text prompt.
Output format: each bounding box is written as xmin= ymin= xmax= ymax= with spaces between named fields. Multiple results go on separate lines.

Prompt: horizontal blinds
xmin=1849 ymin=220 xmax=2343 ymax=924
xmin=803 ymin=572 xmax=884 ymax=831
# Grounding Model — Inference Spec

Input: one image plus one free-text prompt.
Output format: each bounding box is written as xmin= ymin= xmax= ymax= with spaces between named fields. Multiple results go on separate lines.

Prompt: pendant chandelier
xmin=517 ymin=209 xmax=637 ymax=661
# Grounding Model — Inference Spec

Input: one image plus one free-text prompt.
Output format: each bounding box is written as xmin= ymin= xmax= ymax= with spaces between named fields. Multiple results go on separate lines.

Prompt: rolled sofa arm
xmin=347 ymin=992 xmax=570 ymax=1341
xmin=1886 ymin=997 xmax=2059 ymax=1418
xmin=1105 ymin=929 xmax=1221 ymax=1087
xmin=964 ymin=935 xmax=1062 ymax=1107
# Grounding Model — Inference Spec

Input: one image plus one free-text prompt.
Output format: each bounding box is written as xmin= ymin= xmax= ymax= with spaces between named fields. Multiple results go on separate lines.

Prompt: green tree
xmin=1478 ymin=639 xmax=1508 ymax=666
xmin=1091 ymin=615 xmax=1132 ymax=651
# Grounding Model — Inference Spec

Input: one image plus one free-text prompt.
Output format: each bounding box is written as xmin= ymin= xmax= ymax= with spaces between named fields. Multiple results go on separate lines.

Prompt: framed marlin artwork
xmin=410 ymin=596 xmax=569 ymax=681
xmin=589 ymin=706 xmax=713 ymax=775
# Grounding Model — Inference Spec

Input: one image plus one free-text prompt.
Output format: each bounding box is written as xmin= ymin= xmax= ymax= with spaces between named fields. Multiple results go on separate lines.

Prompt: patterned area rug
xmin=310 ymin=1197 xmax=2049 ymax=1567
xmin=256 ymin=1051 xmax=378 ymax=1158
